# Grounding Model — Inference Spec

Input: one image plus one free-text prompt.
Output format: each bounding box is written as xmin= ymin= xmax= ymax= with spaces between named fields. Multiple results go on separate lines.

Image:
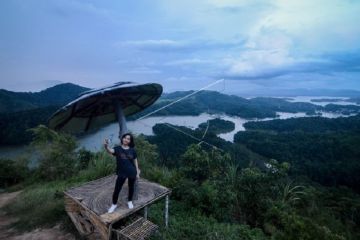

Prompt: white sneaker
xmin=108 ymin=204 xmax=117 ymax=213
xmin=127 ymin=201 xmax=134 ymax=209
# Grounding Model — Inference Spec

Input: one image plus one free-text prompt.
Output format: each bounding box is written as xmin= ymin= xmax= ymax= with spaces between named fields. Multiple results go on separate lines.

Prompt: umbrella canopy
xmin=48 ymin=82 xmax=162 ymax=135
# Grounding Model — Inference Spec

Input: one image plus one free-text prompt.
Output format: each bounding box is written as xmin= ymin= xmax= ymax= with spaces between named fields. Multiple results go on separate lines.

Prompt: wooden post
xmin=164 ymin=195 xmax=169 ymax=228
xmin=64 ymin=194 xmax=109 ymax=240
xmin=144 ymin=206 xmax=148 ymax=219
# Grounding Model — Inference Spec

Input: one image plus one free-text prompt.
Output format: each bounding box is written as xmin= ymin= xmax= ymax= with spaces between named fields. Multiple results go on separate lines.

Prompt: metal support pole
xmin=165 ymin=195 xmax=169 ymax=228
xmin=113 ymin=99 xmax=128 ymax=138
xmin=144 ymin=206 xmax=148 ymax=220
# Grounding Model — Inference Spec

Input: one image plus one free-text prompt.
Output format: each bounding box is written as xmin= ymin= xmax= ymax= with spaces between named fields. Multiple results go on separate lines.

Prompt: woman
xmin=104 ymin=133 xmax=141 ymax=213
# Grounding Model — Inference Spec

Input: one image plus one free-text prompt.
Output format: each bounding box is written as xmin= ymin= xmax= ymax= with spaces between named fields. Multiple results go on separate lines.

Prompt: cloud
xmin=220 ymin=49 xmax=360 ymax=80
xmin=214 ymin=17 xmax=360 ymax=81
xmin=116 ymin=39 xmax=245 ymax=52
xmin=118 ymin=39 xmax=187 ymax=51
xmin=164 ymin=58 xmax=213 ymax=66
xmin=127 ymin=67 xmax=162 ymax=74
xmin=249 ymin=0 xmax=360 ymax=52
xmin=1 ymin=0 xmax=360 ymax=92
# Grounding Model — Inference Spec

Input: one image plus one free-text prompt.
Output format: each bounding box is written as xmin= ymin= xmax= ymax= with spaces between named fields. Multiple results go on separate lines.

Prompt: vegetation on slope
xmin=1 ymin=123 xmax=359 ymax=239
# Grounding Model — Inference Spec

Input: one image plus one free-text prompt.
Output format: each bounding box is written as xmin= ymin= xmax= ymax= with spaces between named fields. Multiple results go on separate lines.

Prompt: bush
xmin=265 ymin=205 xmax=346 ymax=240
xmin=29 ymin=125 xmax=78 ymax=181
xmin=0 ymin=157 xmax=30 ymax=188
xmin=148 ymin=200 xmax=268 ymax=240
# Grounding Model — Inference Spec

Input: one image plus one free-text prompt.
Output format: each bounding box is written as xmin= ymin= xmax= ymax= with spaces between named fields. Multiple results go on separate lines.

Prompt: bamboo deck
xmin=64 ymin=174 xmax=171 ymax=240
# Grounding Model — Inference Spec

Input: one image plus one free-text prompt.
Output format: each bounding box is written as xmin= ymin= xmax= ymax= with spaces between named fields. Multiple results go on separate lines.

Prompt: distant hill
xmin=0 ymin=83 xmax=89 ymax=113
xmin=1 ymin=83 xmax=360 ymax=146
xmin=129 ymin=91 xmax=328 ymax=120
xmin=229 ymin=88 xmax=360 ymax=98
xmin=161 ymin=90 xmax=195 ymax=99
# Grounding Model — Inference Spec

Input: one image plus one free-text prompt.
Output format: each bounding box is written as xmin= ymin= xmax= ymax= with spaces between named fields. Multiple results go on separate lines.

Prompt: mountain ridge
xmin=0 ymin=83 xmax=89 ymax=113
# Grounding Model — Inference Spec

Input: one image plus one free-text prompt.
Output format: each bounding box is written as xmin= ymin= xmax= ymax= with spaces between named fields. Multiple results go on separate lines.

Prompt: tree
xmin=29 ymin=125 xmax=78 ymax=181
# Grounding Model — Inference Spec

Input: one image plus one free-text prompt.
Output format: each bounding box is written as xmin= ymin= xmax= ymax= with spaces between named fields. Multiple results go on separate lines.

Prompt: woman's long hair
xmin=120 ymin=133 xmax=135 ymax=148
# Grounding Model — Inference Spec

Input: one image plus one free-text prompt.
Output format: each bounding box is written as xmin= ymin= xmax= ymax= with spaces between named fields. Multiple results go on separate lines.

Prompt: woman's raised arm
xmin=103 ymin=139 xmax=115 ymax=155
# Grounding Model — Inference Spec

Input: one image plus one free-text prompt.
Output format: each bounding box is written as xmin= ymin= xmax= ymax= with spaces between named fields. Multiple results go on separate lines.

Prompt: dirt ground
xmin=0 ymin=191 xmax=77 ymax=240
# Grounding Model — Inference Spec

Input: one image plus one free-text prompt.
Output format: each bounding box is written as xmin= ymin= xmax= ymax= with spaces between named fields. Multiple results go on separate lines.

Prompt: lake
xmin=0 ymin=96 xmax=358 ymax=158
xmin=283 ymin=96 xmax=360 ymax=106
xmin=77 ymin=111 xmax=355 ymax=151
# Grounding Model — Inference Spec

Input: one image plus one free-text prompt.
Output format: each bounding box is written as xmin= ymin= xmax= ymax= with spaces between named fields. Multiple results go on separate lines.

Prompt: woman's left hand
xmin=137 ymin=169 xmax=141 ymax=178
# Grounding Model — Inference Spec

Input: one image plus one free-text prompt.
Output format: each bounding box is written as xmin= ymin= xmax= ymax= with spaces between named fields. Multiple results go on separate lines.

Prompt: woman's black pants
xmin=112 ymin=175 xmax=136 ymax=204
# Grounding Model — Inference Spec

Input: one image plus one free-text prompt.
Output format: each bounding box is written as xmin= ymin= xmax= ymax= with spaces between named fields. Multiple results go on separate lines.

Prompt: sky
xmin=0 ymin=0 xmax=359 ymax=94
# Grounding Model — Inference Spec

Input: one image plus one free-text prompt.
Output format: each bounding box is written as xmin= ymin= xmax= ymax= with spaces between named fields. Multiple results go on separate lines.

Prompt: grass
xmin=2 ymin=151 xmax=115 ymax=233
xmin=3 ymin=180 xmax=69 ymax=232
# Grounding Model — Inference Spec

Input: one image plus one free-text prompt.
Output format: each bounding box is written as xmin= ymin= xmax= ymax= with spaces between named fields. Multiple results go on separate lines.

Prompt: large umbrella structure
xmin=48 ymin=81 xmax=162 ymax=137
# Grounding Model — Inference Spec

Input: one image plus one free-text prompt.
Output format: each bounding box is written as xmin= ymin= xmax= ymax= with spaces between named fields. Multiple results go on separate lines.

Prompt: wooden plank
xmin=165 ymin=195 xmax=169 ymax=228
xmin=64 ymin=193 xmax=109 ymax=240
xmin=67 ymin=211 xmax=88 ymax=235
xmin=64 ymin=191 xmax=104 ymax=223
xmin=100 ymin=191 xmax=171 ymax=224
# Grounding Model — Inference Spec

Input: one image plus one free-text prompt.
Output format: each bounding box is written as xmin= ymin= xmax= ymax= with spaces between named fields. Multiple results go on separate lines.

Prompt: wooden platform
xmin=64 ymin=174 xmax=171 ymax=240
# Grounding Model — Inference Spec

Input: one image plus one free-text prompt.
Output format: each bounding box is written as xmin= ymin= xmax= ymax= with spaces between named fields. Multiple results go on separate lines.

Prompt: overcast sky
xmin=0 ymin=0 xmax=359 ymax=93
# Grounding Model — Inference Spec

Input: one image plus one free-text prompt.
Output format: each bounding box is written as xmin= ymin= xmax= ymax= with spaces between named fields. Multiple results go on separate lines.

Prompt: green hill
xmin=0 ymin=83 xmax=89 ymax=145
xmin=2 ymin=83 xmax=360 ymax=146
xmin=0 ymin=83 xmax=89 ymax=113
xmin=235 ymin=114 xmax=360 ymax=192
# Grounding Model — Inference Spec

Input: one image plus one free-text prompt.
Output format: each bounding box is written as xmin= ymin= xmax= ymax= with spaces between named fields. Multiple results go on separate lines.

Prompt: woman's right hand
xmin=103 ymin=139 xmax=115 ymax=155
